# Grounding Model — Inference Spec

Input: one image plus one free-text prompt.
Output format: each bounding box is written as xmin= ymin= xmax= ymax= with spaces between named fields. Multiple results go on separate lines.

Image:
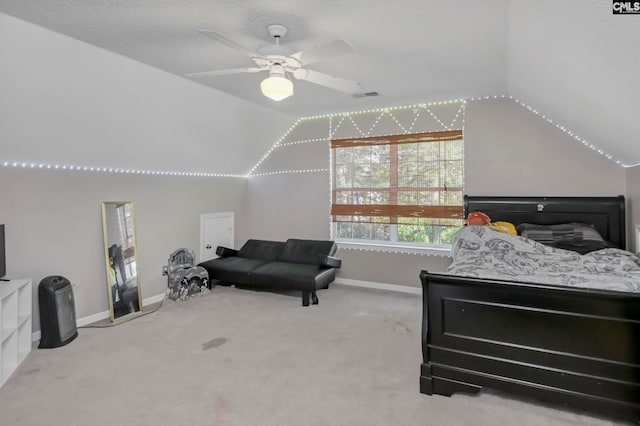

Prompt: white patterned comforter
xmin=447 ymin=226 xmax=640 ymax=294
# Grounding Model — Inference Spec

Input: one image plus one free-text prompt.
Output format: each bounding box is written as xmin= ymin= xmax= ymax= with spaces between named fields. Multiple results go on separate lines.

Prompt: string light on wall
xmin=337 ymin=244 xmax=451 ymax=257
xmin=248 ymin=99 xmax=467 ymax=176
xmin=343 ymin=114 xmax=365 ymax=137
xmin=277 ymin=138 xmax=329 ymax=147
xmin=329 ymin=101 xmax=467 ymax=136
xmin=250 ymin=168 xmax=329 ymax=177
xmin=298 ymin=98 xmax=467 ymax=122
xmin=280 ymin=94 xmax=631 ymax=170
xmin=246 ymin=118 xmax=303 ymax=176
xmin=448 ymin=103 xmax=465 ymax=129
xmin=387 ymin=109 xmax=410 ymax=134
xmin=425 ymin=107 xmax=451 ymax=131
xmin=0 ymin=160 xmax=246 ymax=178
xmin=467 ymin=95 xmax=628 ymax=167
xmin=330 ymin=115 xmax=347 ymax=136
xmin=4 ymin=95 xmax=629 ymax=180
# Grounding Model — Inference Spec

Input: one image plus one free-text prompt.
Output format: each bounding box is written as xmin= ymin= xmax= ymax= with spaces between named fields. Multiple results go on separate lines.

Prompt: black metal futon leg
xmin=301 ymin=291 xmax=319 ymax=306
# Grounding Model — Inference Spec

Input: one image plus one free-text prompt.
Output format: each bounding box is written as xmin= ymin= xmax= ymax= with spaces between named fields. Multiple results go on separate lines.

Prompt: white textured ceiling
xmin=0 ymin=0 xmax=508 ymax=115
xmin=1 ymin=0 xmax=639 ymax=165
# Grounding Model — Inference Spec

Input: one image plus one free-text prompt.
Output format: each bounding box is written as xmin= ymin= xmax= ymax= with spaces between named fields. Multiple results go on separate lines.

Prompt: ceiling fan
xmin=185 ymin=24 xmax=361 ymax=101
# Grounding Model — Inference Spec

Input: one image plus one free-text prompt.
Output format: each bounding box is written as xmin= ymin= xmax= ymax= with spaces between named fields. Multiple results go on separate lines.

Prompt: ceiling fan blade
xmin=290 ymin=40 xmax=355 ymax=66
xmin=185 ymin=67 xmax=264 ymax=78
xmin=197 ymin=30 xmax=259 ymax=58
xmin=294 ymin=69 xmax=360 ymax=94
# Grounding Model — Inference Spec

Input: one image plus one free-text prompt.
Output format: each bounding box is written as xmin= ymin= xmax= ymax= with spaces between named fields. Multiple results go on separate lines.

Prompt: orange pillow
xmin=465 ymin=211 xmax=491 ymax=226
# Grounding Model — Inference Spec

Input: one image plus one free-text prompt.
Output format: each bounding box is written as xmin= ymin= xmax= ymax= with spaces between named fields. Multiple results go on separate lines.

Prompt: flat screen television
xmin=0 ymin=224 xmax=5 ymax=279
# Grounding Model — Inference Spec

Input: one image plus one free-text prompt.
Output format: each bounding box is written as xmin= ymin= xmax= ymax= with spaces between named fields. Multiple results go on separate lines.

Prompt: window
xmin=331 ymin=130 xmax=464 ymax=250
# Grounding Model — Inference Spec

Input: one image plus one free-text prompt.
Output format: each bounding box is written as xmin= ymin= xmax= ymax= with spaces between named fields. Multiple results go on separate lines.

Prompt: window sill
xmin=336 ymin=240 xmax=451 ymax=256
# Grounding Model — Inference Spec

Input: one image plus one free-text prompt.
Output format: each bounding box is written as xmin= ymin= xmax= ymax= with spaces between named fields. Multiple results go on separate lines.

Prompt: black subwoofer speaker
xmin=38 ymin=275 xmax=78 ymax=349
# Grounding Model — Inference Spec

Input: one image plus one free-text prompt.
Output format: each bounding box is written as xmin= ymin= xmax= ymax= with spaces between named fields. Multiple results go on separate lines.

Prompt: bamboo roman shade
xmin=331 ymin=130 xmax=464 ymax=227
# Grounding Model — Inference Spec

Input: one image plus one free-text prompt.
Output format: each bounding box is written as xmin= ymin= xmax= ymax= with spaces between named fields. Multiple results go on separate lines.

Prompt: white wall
xmin=0 ymin=167 xmax=246 ymax=331
xmin=246 ymin=172 xmax=331 ymax=241
xmin=245 ymin=97 xmax=627 ymax=288
xmin=0 ymin=12 xmax=294 ymax=175
xmin=465 ymin=98 xmax=625 ymax=195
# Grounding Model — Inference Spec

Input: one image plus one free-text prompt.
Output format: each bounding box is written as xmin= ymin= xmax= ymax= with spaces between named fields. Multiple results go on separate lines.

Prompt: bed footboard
xmin=420 ymin=270 xmax=640 ymax=422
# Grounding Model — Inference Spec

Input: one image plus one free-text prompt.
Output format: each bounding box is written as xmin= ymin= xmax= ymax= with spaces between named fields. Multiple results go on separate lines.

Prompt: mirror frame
xmin=101 ymin=201 xmax=143 ymax=322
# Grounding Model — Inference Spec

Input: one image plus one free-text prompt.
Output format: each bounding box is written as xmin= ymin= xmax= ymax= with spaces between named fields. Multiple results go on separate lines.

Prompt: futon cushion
xmin=250 ymin=262 xmax=337 ymax=291
xmin=199 ymin=257 xmax=268 ymax=285
xmin=278 ymin=239 xmax=337 ymax=265
xmin=237 ymin=240 xmax=285 ymax=262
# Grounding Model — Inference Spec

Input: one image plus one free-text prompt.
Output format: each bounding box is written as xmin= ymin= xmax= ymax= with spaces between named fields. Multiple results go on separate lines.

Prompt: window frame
xmin=330 ymin=130 xmax=464 ymax=253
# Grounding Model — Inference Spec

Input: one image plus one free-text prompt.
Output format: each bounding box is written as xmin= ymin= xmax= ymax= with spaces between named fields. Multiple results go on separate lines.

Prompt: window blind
xmin=331 ymin=130 xmax=464 ymax=229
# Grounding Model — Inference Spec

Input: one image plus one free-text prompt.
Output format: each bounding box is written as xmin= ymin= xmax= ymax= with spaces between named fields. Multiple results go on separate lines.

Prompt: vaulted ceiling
xmin=1 ymin=0 xmax=638 ymax=166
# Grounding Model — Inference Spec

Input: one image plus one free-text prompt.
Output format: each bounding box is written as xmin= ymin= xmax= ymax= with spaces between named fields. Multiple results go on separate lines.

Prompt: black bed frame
xmin=420 ymin=196 xmax=640 ymax=422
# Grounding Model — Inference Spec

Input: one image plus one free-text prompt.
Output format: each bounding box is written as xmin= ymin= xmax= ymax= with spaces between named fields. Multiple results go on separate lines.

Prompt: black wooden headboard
xmin=464 ymin=196 xmax=626 ymax=250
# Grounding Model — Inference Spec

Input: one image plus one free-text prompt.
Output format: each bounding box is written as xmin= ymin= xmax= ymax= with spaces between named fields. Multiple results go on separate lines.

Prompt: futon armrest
xmin=321 ymin=255 xmax=342 ymax=268
xmin=216 ymin=246 xmax=238 ymax=258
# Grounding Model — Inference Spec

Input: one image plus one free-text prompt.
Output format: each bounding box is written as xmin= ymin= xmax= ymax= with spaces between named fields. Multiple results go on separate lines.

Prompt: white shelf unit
xmin=0 ymin=279 xmax=32 ymax=388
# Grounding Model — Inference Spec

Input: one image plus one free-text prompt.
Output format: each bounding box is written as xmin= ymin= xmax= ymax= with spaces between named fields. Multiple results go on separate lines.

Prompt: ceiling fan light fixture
xmin=191 ymin=26 xmax=359 ymax=100
xmin=260 ymin=75 xmax=293 ymax=101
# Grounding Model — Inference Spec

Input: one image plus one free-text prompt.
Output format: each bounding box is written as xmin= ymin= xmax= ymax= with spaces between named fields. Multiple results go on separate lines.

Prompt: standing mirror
xmin=101 ymin=201 xmax=142 ymax=321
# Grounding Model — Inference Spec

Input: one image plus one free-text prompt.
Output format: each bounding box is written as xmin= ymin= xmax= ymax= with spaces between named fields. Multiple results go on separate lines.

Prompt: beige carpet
xmin=0 ymin=285 xmax=626 ymax=426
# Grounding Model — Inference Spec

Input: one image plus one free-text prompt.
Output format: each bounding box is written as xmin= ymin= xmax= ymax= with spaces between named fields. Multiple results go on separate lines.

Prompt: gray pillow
xmin=516 ymin=222 xmax=613 ymax=254
xmin=517 ymin=222 xmax=605 ymax=244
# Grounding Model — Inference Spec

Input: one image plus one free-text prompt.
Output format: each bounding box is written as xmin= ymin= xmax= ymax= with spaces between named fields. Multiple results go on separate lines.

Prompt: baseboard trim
xmin=76 ymin=310 xmax=111 ymax=327
xmin=143 ymin=293 xmax=166 ymax=306
xmin=334 ymin=278 xmax=421 ymax=295
xmin=31 ymin=292 xmax=166 ymax=342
